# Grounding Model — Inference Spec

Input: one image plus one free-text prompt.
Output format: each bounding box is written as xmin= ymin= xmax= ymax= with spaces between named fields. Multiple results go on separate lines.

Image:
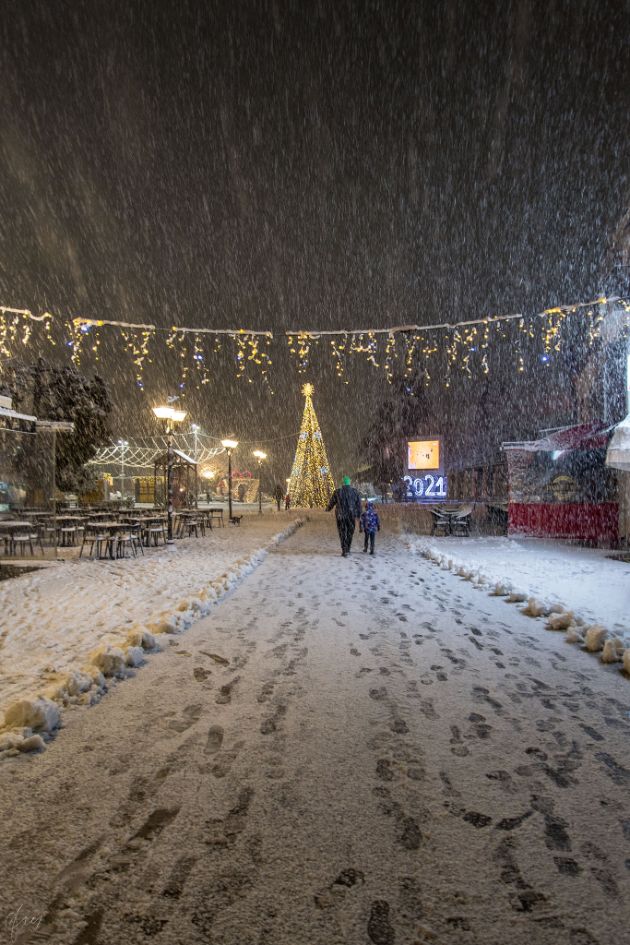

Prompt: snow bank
xmin=0 ymin=518 xmax=302 ymax=754
xmin=412 ymin=536 xmax=629 ymax=678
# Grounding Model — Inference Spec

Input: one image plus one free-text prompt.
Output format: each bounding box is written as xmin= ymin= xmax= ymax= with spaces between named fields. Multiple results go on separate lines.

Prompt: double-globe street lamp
xmin=221 ymin=439 xmax=238 ymax=522
xmin=153 ymin=405 xmax=187 ymax=544
xmin=253 ymin=449 xmax=267 ymax=514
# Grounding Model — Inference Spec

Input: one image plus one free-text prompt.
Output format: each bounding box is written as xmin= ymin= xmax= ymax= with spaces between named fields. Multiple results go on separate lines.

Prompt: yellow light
xmin=253 ymin=450 xmax=267 ymax=460
xmin=152 ymin=405 xmax=174 ymax=420
xmin=302 ymin=382 xmax=314 ymax=396
xmin=222 ymin=438 xmax=238 ymax=450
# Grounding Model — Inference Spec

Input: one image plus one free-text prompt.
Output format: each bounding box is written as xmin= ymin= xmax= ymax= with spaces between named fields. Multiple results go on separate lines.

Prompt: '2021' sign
xmin=403 ymin=473 xmax=448 ymax=500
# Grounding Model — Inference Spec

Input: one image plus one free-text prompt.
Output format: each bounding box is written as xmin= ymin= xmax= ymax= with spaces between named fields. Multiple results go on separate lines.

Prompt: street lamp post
xmin=221 ymin=439 xmax=238 ymax=523
xmin=153 ymin=405 xmax=187 ymax=544
xmin=191 ymin=423 xmax=200 ymax=461
xmin=253 ymin=450 xmax=267 ymax=515
xmin=117 ymin=439 xmax=128 ymax=500
xmin=191 ymin=424 xmax=200 ymax=507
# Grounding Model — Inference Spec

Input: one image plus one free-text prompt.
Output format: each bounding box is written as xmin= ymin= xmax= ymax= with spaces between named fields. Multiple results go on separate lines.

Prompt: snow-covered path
xmin=1 ymin=517 xmax=629 ymax=945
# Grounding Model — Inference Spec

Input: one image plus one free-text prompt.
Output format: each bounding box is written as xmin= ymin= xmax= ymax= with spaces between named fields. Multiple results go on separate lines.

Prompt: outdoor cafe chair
xmin=449 ymin=503 xmax=473 ymax=537
xmin=183 ymin=518 xmax=201 ymax=538
xmin=430 ymin=508 xmax=451 ymax=537
xmin=116 ymin=524 xmax=144 ymax=558
xmin=10 ymin=528 xmax=36 ymax=557
xmin=146 ymin=523 xmax=166 ymax=547
xmin=80 ymin=524 xmax=113 ymax=559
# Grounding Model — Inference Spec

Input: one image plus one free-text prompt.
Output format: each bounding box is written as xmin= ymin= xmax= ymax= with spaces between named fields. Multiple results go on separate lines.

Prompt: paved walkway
xmin=1 ymin=519 xmax=629 ymax=944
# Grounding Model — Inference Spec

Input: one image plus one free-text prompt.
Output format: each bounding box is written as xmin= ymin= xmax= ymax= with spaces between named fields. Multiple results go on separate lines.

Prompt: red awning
xmin=545 ymin=423 xmax=611 ymax=451
xmin=503 ymin=422 xmax=612 ymax=453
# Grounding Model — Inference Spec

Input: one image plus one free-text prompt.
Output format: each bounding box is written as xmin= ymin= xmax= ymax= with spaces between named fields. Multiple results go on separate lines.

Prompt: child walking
xmin=359 ymin=500 xmax=380 ymax=555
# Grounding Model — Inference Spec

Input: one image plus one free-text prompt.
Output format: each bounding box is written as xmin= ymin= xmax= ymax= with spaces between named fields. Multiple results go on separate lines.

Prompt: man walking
xmin=327 ymin=476 xmax=362 ymax=556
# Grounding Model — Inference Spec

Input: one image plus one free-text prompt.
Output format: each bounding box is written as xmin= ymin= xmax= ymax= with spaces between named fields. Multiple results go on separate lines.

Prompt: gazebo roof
xmin=154 ymin=448 xmax=198 ymax=467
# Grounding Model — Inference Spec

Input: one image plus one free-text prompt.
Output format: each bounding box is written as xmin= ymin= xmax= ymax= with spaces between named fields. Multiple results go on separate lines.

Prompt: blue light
xmin=540 ymin=354 xmax=550 ymax=363
xmin=469 ymin=346 xmax=477 ymax=352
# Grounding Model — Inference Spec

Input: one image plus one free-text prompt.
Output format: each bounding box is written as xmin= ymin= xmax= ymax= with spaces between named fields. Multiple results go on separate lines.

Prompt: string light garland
xmin=0 ymin=296 xmax=627 ymax=389
xmin=90 ymin=435 xmax=223 ymax=469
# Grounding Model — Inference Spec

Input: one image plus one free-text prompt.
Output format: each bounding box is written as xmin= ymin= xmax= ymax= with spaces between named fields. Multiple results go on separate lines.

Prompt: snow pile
xmin=584 ymin=625 xmax=607 ymax=653
xmin=0 ymin=518 xmax=302 ymax=753
xmin=601 ymin=638 xmax=624 ymax=664
xmin=414 ymin=536 xmax=630 ymax=677
xmin=546 ymin=611 xmax=574 ymax=632
xmin=521 ymin=598 xmax=547 ymax=618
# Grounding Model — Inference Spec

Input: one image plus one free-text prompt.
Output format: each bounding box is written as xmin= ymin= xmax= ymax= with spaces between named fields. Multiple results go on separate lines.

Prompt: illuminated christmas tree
xmin=288 ymin=383 xmax=335 ymax=508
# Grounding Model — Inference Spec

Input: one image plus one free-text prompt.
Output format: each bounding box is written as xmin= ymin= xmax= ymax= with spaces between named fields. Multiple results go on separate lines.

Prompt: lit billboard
xmin=407 ymin=439 xmax=441 ymax=471
xmin=404 ymin=436 xmax=447 ymax=501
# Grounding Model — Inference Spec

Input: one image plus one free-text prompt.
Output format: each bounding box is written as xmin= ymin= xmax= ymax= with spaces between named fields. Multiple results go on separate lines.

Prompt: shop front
xmin=503 ymin=423 xmax=618 ymax=544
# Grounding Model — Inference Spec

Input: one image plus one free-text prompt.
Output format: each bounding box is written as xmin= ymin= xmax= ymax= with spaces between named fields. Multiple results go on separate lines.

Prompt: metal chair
xmin=430 ymin=508 xmax=451 ymax=536
xmin=116 ymin=524 xmax=144 ymax=558
xmin=11 ymin=530 xmax=35 ymax=556
xmin=449 ymin=503 xmax=473 ymax=537
xmin=147 ymin=524 xmax=166 ymax=547
xmin=80 ymin=524 xmax=113 ymax=559
xmin=183 ymin=518 xmax=200 ymax=538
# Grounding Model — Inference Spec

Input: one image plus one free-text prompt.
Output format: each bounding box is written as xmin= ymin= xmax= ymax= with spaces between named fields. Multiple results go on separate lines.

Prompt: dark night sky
xmin=1 ymin=1 xmax=628 ymax=480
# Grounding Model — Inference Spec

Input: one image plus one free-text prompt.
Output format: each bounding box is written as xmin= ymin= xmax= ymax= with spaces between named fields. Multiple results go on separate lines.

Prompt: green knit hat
xmin=343 ymin=475 xmax=351 ymax=485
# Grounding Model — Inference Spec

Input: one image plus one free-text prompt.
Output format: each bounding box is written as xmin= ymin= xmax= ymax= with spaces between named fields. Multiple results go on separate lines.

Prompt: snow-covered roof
xmin=154 ymin=448 xmax=198 ymax=466
xmin=0 ymin=405 xmax=37 ymax=423
xmin=173 ymin=448 xmax=197 ymax=465
xmin=503 ymin=422 xmax=612 ymax=453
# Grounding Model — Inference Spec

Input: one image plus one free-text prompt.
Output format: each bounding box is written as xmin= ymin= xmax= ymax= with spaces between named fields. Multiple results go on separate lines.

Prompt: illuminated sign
xmin=408 ymin=439 xmax=441 ymax=471
xmin=404 ymin=436 xmax=446 ymax=501
xmin=404 ymin=474 xmax=448 ymax=501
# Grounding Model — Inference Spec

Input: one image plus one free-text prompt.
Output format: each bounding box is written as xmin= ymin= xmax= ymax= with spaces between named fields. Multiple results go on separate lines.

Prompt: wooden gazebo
xmin=153 ymin=449 xmax=198 ymax=509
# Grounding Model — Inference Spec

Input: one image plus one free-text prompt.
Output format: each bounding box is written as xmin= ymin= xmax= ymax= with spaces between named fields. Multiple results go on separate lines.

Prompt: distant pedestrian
xmin=274 ymin=484 xmax=284 ymax=511
xmin=326 ymin=476 xmax=362 ymax=556
xmin=285 ymin=492 xmax=291 ymax=510
xmin=359 ymin=500 xmax=380 ymax=555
